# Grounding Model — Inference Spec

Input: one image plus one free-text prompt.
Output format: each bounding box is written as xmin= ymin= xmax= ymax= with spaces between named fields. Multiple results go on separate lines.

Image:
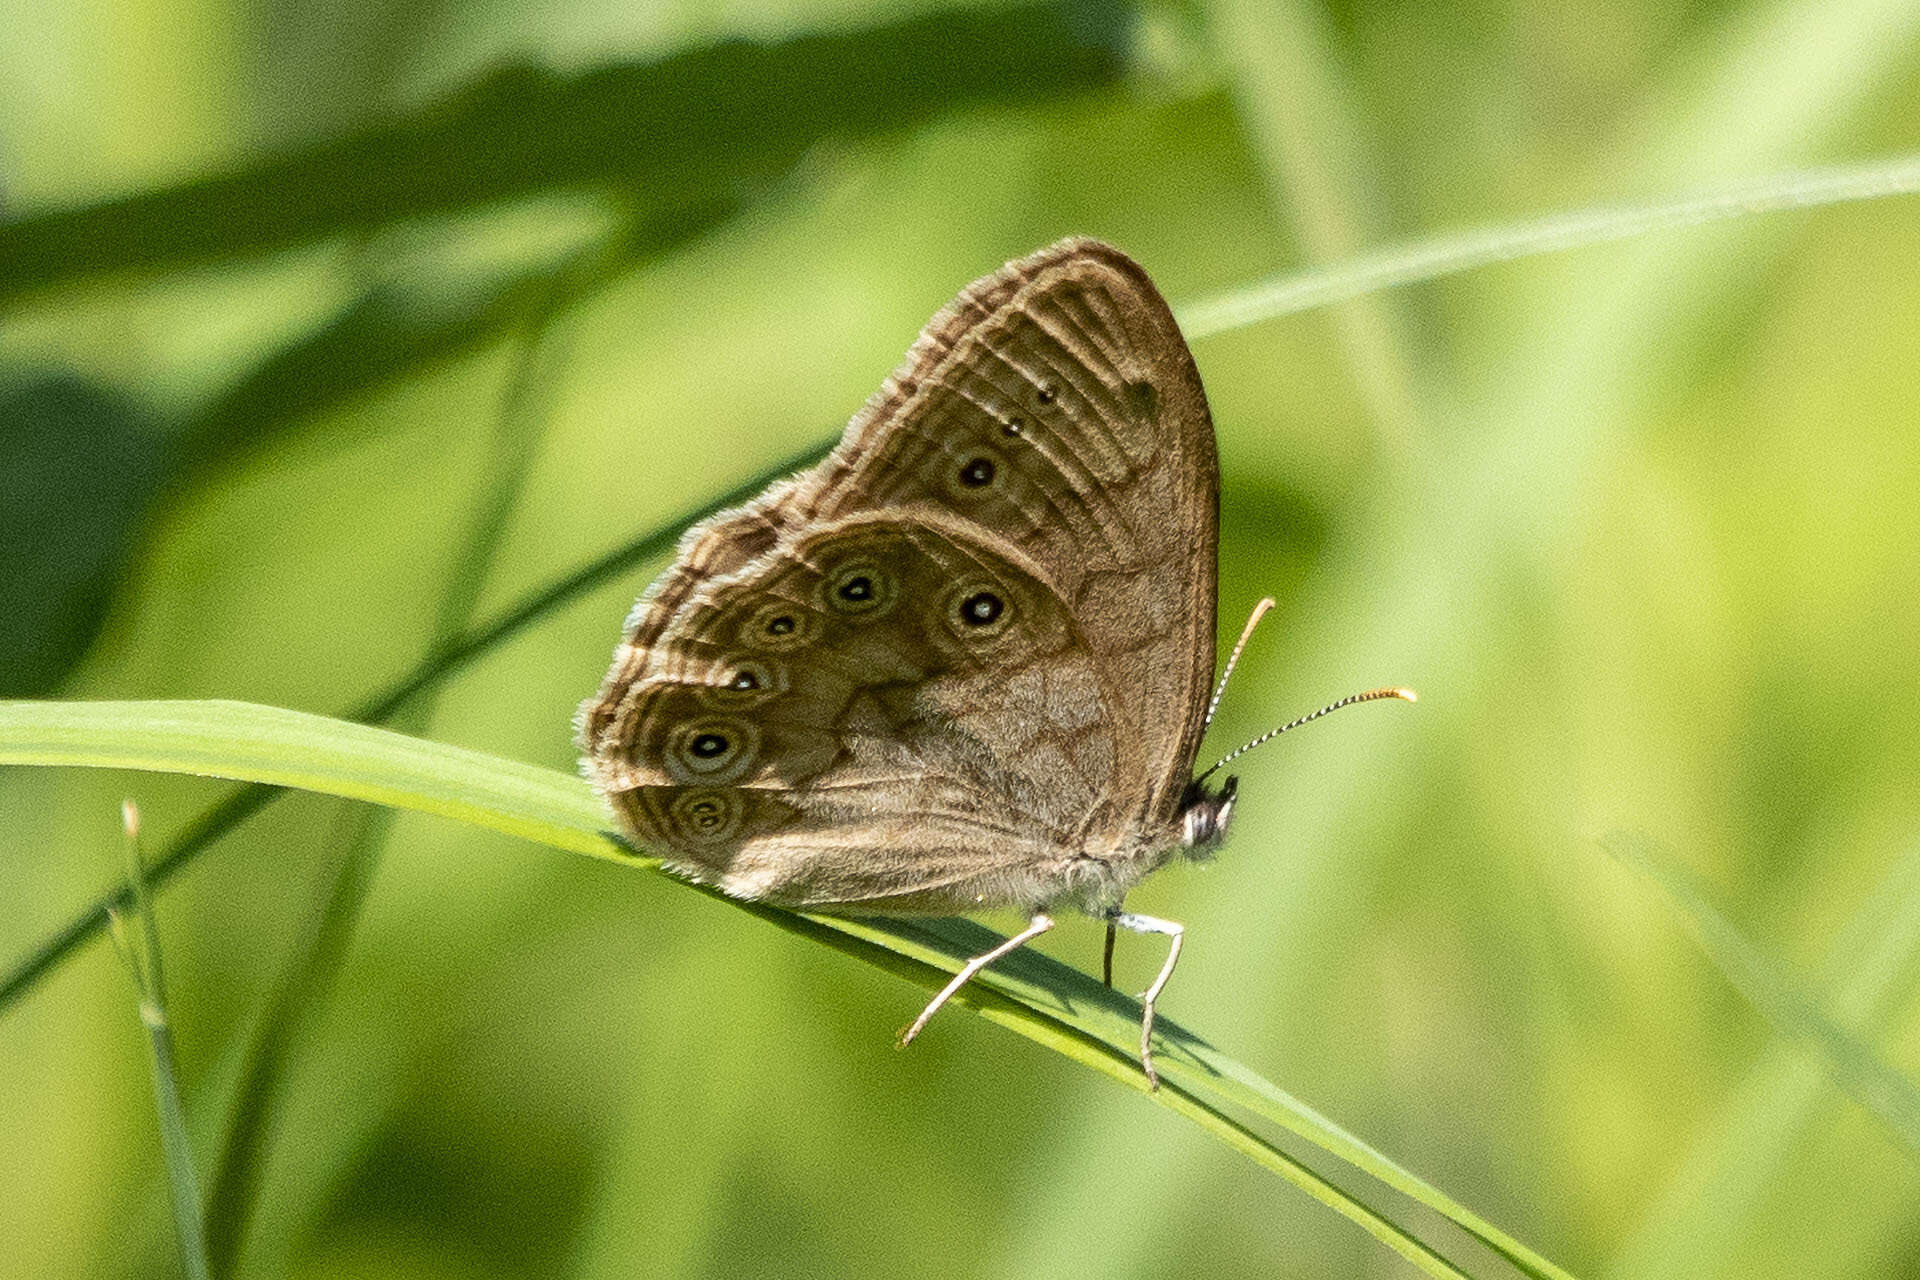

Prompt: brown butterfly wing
xmin=587 ymin=514 xmax=1124 ymax=911
xmin=583 ymin=241 xmax=1079 ymax=697
xmin=581 ymin=239 xmax=1218 ymax=910
xmin=800 ymin=239 xmax=1219 ymax=834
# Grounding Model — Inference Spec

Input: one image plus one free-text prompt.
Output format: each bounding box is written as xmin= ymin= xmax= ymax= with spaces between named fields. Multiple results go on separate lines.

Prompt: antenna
xmin=1196 ymin=686 xmax=1416 ymax=782
xmin=1204 ymin=597 xmax=1276 ymax=732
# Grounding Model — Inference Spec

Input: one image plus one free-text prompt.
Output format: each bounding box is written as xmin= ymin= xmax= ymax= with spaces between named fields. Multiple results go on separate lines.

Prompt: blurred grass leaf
xmin=1607 ymin=837 xmax=1920 ymax=1280
xmin=199 ymin=276 xmax=577 ymax=1277
xmin=0 ymin=373 xmax=166 ymax=696
xmin=172 ymin=197 xmax=733 ymax=474
xmin=0 ymin=697 xmax=1579 ymax=1280
xmin=0 ymin=0 xmax=1136 ymax=304
xmin=0 ymin=0 xmax=1138 ymax=700
xmin=1602 ymin=831 xmax=1920 ymax=1159
xmin=1201 ymin=0 xmax=1426 ymax=452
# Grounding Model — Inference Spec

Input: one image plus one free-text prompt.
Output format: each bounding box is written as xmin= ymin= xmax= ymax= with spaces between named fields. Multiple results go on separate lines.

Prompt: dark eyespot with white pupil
xmin=1036 ymin=384 xmax=1057 ymax=405
xmin=765 ymin=615 xmax=795 ymax=636
xmin=1001 ymin=418 xmax=1022 ymax=437
xmin=728 ymin=670 xmax=760 ymax=691
xmin=822 ymin=560 xmax=894 ymax=617
xmin=690 ymin=732 xmax=729 ymax=759
xmin=961 ymin=591 xmax=1003 ymax=626
xmin=958 ymin=457 xmax=995 ymax=487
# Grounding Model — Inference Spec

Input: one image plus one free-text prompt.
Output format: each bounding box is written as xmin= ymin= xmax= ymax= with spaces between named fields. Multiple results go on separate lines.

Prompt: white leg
xmin=1108 ymin=911 xmax=1184 ymax=1090
xmin=899 ymin=912 xmax=1055 ymax=1047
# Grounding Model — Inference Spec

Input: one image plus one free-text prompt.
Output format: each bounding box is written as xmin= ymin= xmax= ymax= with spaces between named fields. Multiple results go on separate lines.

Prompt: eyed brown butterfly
xmin=579 ymin=239 xmax=1410 ymax=1086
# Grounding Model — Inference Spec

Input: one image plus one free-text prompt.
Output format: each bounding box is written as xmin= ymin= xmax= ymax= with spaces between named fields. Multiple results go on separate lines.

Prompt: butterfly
xmin=579 ymin=238 xmax=1410 ymax=1087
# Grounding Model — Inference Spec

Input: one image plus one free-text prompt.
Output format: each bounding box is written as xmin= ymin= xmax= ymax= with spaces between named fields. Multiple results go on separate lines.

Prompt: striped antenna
xmin=1204 ymin=597 xmax=1276 ymax=732
xmin=1196 ymin=686 xmax=1416 ymax=782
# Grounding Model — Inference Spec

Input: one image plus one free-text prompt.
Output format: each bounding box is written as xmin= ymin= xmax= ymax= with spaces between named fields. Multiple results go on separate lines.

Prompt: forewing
xmin=798 ymin=239 xmax=1219 ymax=831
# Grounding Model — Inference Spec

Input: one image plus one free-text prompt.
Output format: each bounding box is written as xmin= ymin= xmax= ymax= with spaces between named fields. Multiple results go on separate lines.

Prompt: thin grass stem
xmin=1176 ymin=150 xmax=1920 ymax=339
xmin=108 ymin=800 xmax=212 ymax=1280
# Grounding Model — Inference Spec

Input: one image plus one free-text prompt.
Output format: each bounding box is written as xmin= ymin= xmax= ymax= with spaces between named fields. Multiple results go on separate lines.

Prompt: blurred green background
xmin=4 ymin=0 xmax=1920 ymax=1276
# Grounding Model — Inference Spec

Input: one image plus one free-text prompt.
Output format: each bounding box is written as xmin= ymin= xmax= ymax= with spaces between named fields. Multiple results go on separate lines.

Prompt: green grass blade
xmin=202 ymin=802 xmax=384 ymax=1280
xmin=1602 ymin=831 xmax=1920 ymax=1158
xmin=173 ymin=197 xmax=735 ymax=477
xmin=1175 ymin=150 xmax=1920 ymax=339
xmin=0 ymin=375 xmax=168 ymax=698
xmin=109 ymin=803 xmax=212 ymax=1280
xmin=0 ymin=698 xmax=1577 ymax=1279
xmin=0 ymin=700 xmax=619 ymax=859
xmin=0 ymin=440 xmax=821 ymax=1016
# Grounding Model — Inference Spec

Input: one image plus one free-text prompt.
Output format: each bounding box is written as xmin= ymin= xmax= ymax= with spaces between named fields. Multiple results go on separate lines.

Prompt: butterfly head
xmin=1179 ymin=774 xmax=1238 ymax=855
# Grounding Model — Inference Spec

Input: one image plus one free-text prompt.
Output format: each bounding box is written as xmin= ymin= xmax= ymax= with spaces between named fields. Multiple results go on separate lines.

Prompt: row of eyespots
xmin=731 ymin=557 xmax=900 ymax=652
xmin=949 ymin=378 xmax=1062 ymax=493
xmin=822 ymin=555 xmax=1017 ymax=641
xmin=696 ymin=554 xmax=1014 ymax=774
xmin=733 ymin=556 xmax=1021 ymax=652
xmin=995 ymin=377 xmax=1053 ymax=436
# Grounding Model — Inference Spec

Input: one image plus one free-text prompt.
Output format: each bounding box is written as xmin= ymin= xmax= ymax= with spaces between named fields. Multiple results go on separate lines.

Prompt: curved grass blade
xmin=0 ymin=698 xmax=1580 ymax=1279
xmin=1176 ymin=149 xmax=1920 ymax=338
xmin=0 ymin=700 xmax=617 ymax=859
xmin=0 ymin=441 xmax=821 ymax=1015
xmin=1602 ymin=831 xmax=1920 ymax=1159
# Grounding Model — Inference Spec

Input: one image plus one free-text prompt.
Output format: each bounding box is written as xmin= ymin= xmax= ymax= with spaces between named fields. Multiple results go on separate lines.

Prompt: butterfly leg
xmin=899 ymin=912 xmax=1055 ymax=1048
xmin=1107 ymin=910 xmax=1184 ymax=1090
xmin=1101 ymin=917 xmax=1117 ymax=987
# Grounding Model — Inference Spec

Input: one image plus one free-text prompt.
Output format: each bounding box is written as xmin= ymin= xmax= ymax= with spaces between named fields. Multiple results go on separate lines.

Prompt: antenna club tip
xmin=121 ymin=798 xmax=140 ymax=838
xmin=1393 ymin=687 xmax=1418 ymax=703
